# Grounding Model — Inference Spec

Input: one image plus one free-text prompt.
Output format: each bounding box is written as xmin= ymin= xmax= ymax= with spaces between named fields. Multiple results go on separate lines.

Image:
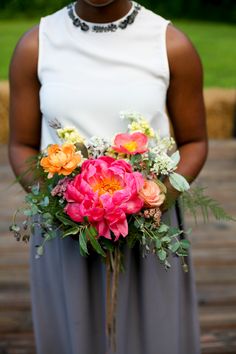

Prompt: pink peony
xmin=112 ymin=132 xmax=148 ymax=155
xmin=64 ymin=156 xmax=144 ymax=240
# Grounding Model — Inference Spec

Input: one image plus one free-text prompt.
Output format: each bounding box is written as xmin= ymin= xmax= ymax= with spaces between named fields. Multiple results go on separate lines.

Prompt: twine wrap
xmin=106 ymin=248 xmax=121 ymax=353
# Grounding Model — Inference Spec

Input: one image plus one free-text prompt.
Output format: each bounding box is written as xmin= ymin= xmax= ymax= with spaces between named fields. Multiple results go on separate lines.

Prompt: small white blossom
xmin=86 ymin=136 xmax=111 ymax=158
xmin=150 ymin=151 xmax=177 ymax=176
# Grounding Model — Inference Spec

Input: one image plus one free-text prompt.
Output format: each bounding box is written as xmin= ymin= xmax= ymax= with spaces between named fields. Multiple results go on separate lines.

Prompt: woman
xmin=9 ymin=0 xmax=208 ymax=353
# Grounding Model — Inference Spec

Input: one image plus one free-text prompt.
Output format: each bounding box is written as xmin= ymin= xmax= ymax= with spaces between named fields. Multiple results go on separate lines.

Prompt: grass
xmin=0 ymin=18 xmax=235 ymax=87
xmin=0 ymin=18 xmax=39 ymax=80
xmin=174 ymin=20 xmax=236 ymax=88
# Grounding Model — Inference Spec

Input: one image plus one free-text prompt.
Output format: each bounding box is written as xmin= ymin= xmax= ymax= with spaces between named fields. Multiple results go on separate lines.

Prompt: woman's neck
xmin=75 ymin=0 xmax=132 ymax=23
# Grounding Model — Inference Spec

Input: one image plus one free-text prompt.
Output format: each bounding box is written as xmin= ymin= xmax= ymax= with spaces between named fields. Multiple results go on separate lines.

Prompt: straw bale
xmin=204 ymin=88 xmax=236 ymax=139
xmin=0 ymin=81 xmax=9 ymax=144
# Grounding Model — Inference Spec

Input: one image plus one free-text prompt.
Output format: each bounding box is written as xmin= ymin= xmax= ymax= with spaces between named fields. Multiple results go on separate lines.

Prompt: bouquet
xmin=10 ymin=111 xmax=233 ymax=350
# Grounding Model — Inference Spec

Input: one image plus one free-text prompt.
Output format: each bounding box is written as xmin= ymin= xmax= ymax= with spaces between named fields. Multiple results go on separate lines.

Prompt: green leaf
xmin=158 ymin=224 xmax=169 ymax=233
xmin=88 ymin=226 xmax=97 ymax=237
xmin=180 ymin=239 xmax=191 ymax=250
xmin=10 ymin=224 xmax=20 ymax=232
xmin=170 ymin=151 xmax=180 ymax=167
xmin=101 ymin=238 xmax=115 ymax=251
xmin=181 ymin=186 xmax=235 ymax=223
xmin=43 ymin=212 xmax=53 ymax=221
xmin=31 ymin=204 xmax=39 ymax=215
xmin=55 ymin=212 xmax=79 ymax=227
xmin=161 ymin=236 xmax=171 ymax=243
xmin=62 ymin=227 xmax=80 ymax=238
xmin=23 ymin=209 xmax=33 ymax=217
xmin=31 ymin=184 xmax=40 ymax=195
xmin=168 ymin=227 xmax=182 ymax=238
xmin=37 ymin=245 xmax=44 ymax=256
xmin=44 ymin=232 xmax=58 ymax=241
xmin=169 ymin=242 xmax=180 ymax=253
xmin=40 ymin=196 xmax=49 ymax=207
xmin=158 ymin=249 xmax=167 ymax=261
xmin=87 ymin=228 xmax=106 ymax=257
xmin=79 ymin=230 xmax=89 ymax=255
xmin=155 ymin=238 xmax=162 ymax=249
xmin=169 ymin=172 xmax=190 ymax=192
xmin=155 ymin=179 xmax=167 ymax=194
xmin=176 ymin=250 xmax=188 ymax=257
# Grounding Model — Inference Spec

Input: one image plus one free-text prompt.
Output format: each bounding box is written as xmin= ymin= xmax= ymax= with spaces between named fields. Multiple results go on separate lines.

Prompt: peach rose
xmin=40 ymin=143 xmax=82 ymax=178
xmin=139 ymin=180 xmax=165 ymax=208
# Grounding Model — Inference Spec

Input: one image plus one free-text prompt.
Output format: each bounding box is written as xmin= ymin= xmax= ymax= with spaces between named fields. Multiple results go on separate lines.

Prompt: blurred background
xmin=0 ymin=0 xmax=236 ymax=353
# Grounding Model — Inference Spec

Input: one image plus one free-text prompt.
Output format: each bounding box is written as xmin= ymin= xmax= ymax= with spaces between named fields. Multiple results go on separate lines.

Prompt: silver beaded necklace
xmin=67 ymin=1 xmax=142 ymax=33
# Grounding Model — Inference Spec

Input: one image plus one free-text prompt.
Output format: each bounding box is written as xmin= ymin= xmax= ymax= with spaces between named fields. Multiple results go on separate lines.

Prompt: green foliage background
xmin=0 ymin=0 xmax=235 ymax=22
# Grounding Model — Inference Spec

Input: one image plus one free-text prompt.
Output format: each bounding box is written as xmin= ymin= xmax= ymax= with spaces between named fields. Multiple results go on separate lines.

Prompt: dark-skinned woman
xmin=9 ymin=0 xmax=208 ymax=353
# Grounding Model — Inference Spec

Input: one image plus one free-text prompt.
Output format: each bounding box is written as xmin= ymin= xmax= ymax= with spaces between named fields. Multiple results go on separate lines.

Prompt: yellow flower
xmin=57 ymin=127 xmax=85 ymax=144
xmin=129 ymin=119 xmax=155 ymax=138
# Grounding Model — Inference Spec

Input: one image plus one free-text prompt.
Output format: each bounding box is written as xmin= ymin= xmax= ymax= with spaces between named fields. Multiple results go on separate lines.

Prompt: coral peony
xmin=112 ymin=132 xmax=148 ymax=155
xmin=139 ymin=180 xmax=165 ymax=208
xmin=40 ymin=144 xmax=82 ymax=178
xmin=64 ymin=156 xmax=144 ymax=240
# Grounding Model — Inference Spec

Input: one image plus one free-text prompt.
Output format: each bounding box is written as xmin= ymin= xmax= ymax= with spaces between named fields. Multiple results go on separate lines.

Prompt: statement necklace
xmin=67 ymin=1 xmax=142 ymax=33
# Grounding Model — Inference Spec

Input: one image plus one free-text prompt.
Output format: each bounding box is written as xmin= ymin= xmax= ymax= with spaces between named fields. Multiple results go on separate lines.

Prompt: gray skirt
xmin=29 ymin=206 xmax=200 ymax=354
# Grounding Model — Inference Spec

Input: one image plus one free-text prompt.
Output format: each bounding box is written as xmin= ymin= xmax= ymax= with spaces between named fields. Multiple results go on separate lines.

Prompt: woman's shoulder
xmin=166 ymin=24 xmax=203 ymax=75
xmin=11 ymin=5 xmax=66 ymax=69
xmin=10 ymin=25 xmax=39 ymax=77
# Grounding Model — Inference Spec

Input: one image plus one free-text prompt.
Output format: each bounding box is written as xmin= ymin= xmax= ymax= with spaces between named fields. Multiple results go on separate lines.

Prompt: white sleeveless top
xmin=38 ymin=1 xmax=171 ymax=149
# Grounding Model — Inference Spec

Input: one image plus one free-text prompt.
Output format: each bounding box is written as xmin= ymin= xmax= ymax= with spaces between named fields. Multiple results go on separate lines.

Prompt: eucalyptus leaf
xmin=37 ymin=245 xmax=44 ymax=256
xmin=158 ymin=224 xmax=169 ymax=233
xmin=31 ymin=184 xmax=40 ymax=196
xmin=31 ymin=205 xmax=39 ymax=215
xmin=40 ymin=196 xmax=49 ymax=207
xmin=155 ymin=238 xmax=162 ymax=249
xmin=170 ymin=151 xmax=180 ymax=167
xmin=161 ymin=236 xmax=171 ymax=243
xmin=169 ymin=172 xmax=190 ymax=192
xmin=158 ymin=249 xmax=167 ymax=261
xmin=24 ymin=209 xmax=33 ymax=217
xmin=169 ymin=242 xmax=180 ymax=253
xmin=10 ymin=224 xmax=20 ymax=232
xmin=180 ymin=239 xmax=191 ymax=250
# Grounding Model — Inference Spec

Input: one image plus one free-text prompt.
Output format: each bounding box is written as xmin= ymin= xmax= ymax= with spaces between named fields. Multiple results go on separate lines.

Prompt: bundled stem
xmin=106 ymin=248 xmax=121 ymax=353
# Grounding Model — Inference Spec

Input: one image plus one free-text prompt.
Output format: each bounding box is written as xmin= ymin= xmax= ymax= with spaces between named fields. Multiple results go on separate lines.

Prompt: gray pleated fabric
xmin=29 ymin=207 xmax=200 ymax=354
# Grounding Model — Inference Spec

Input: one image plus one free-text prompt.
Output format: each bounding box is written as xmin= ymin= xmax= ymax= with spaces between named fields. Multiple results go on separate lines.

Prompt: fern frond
xmin=180 ymin=186 xmax=235 ymax=223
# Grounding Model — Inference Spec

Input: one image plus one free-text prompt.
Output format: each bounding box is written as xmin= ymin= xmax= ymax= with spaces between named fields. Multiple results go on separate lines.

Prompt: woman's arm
xmin=9 ymin=26 xmax=41 ymax=192
xmin=164 ymin=25 xmax=208 ymax=206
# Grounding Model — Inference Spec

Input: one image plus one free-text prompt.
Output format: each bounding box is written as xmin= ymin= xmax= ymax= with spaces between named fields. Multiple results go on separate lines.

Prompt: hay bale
xmin=0 ymin=81 xmax=9 ymax=144
xmin=204 ymin=88 xmax=236 ymax=139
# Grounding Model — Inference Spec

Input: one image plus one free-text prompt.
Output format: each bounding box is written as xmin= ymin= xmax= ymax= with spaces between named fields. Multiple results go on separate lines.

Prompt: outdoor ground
xmin=0 ymin=18 xmax=236 ymax=86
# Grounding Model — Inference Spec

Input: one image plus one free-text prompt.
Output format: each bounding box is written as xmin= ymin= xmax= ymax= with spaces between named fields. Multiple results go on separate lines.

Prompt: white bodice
xmin=38 ymin=1 xmax=170 ymax=149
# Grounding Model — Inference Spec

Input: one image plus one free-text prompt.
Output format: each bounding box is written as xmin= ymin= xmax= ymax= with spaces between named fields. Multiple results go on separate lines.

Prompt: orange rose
xmin=40 ymin=144 xmax=82 ymax=178
xmin=139 ymin=180 xmax=165 ymax=208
